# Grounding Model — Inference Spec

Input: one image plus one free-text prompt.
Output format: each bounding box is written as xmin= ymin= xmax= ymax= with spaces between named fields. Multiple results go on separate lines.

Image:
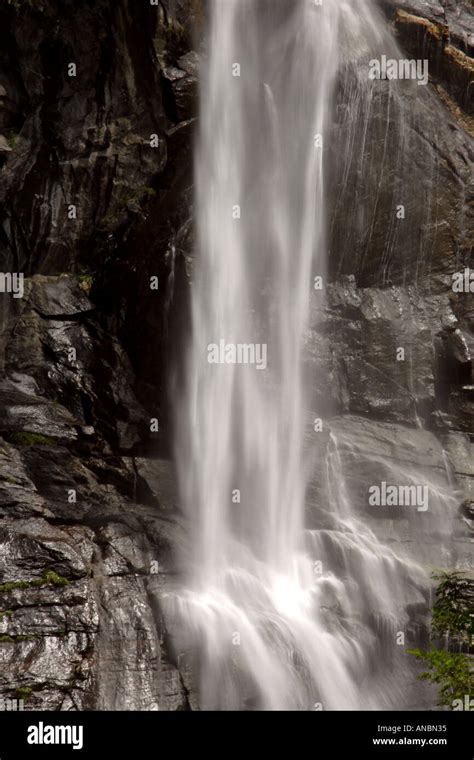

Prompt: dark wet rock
xmin=381 ymin=0 xmax=465 ymax=45
xmin=0 ymin=135 xmax=12 ymax=154
xmin=94 ymin=116 xmax=194 ymax=418
xmin=0 ymin=431 xmax=189 ymax=709
xmin=0 ymin=377 xmax=79 ymax=443
xmin=329 ymin=78 xmax=473 ymax=288
xmin=380 ymin=0 xmax=474 ymax=111
xmin=93 ymin=574 xmax=189 ymax=711
xmin=0 ymin=632 xmax=96 ymax=711
xmin=0 ymin=0 xmax=173 ymax=275
xmin=134 ymin=457 xmax=180 ymax=512
xmin=305 ymin=277 xmax=473 ymax=429
xmin=0 ymin=518 xmax=88 ymax=582
xmin=1 ymin=275 xmax=149 ymax=451
xmin=163 ymin=51 xmax=199 ymax=122
xmin=26 ymin=275 xmax=94 ymax=318
xmin=329 ymin=2 xmax=473 ymax=294
xmin=460 ymin=497 xmax=474 ymax=514
xmin=0 ymin=439 xmax=54 ymax=520
xmin=0 ymin=0 xmax=200 ymax=712
xmin=459 ymin=499 xmax=474 ymax=534
xmin=0 ymin=275 xmax=190 ymax=710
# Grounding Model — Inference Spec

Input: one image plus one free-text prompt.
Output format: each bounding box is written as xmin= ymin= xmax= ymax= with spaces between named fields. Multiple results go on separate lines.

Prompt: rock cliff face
xmin=0 ymin=0 xmax=198 ymax=711
xmin=322 ymin=0 xmax=473 ymax=578
xmin=0 ymin=0 xmax=472 ymax=710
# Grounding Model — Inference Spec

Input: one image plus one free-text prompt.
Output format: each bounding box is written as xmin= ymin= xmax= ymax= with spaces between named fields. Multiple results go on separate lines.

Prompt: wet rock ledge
xmin=0 ymin=0 xmax=199 ymax=711
xmin=0 ymin=273 xmax=193 ymax=710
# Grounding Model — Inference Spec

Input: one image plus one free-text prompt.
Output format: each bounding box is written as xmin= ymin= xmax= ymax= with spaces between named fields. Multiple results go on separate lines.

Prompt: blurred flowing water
xmin=168 ymin=0 xmax=434 ymax=710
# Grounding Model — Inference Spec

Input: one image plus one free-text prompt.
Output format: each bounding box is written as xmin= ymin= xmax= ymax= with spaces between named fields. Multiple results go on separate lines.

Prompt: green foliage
xmin=119 ymin=185 xmax=157 ymax=208
xmin=408 ymin=647 xmax=474 ymax=707
xmin=0 ymin=580 xmax=30 ymax=592
xmin=99 ymin=213 xmax=121 ymax=232
xmin=99 ymin=185 xmax=156 ymax=232
xmin=77 ymin=265 xmax=95 ymax=292
xmin=7 ymin=130 xmax=18 ymax=149
xmin=8 ymin=432 xmax=56 ymax=446
xmin=408 ymin=571 xmax=474 ymax=709
xmin=37 ymin=570 xmax=69 ymax=588
xmin=431 ymin=571 xmax=473 ymax=640
xmin=140 ymin=186 xmax=156 ymax=200
xmin=15 ymin=686 xmax=33 ymax=701
xmin=78 ymin=273 xmax=94 ymax=289
xmin=0 ymin=570 xmax=69 ymax=593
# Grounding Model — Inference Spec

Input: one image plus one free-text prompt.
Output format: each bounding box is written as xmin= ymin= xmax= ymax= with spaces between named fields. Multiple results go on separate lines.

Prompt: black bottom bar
xmin=0 ymin=711 xmax=471 ymax=758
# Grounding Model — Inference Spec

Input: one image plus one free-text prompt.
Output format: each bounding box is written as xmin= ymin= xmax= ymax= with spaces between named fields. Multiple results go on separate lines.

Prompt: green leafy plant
xmin=78 ymin=272 xmax=94 ymax=290
xmin=408 ymin=571 xmax=474 ymax=708
xmin=431 ymin=571 xmax=474 ymax=640
xmin=15 ymin=686 xmax=33 ymax=701
xmin=408 ymin=647 xmax=474 ymax=707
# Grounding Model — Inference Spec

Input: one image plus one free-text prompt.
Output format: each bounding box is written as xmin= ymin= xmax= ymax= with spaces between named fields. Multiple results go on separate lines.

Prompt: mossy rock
xmin=0 ymin=570 xmax=70 ymax=593
xmin=15 ymin=686 xmax=33 ymax=702
xmin=8 ymin=432 xmax=56 ymax=446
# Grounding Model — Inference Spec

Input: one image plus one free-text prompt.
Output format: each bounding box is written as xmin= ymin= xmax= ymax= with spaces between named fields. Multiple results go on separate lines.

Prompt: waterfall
xmin=168 ymin=0 xmax=428 ymax=710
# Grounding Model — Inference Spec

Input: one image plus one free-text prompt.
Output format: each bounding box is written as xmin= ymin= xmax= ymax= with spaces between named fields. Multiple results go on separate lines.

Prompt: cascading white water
xmin=168 ymin=0 xmax=429 ymax=710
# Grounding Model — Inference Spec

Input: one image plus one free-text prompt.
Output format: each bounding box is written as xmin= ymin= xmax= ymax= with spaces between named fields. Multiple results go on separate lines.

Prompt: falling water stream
xmin=169 ymin=0 xmax=431 ymax=710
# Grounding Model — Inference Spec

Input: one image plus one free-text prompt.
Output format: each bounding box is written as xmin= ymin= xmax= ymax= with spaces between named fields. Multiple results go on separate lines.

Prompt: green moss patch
xmin=8 ymin=432 xmax=56 ymax=446
xmin=0 ymin=571 xmax=70 ymax=593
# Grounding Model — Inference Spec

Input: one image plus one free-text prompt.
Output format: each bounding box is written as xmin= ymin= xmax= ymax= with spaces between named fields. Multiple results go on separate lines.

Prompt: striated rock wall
xmin=324 ymin=0 xmax=473 ymax=579
xmin=0 ymin=273 xmax=191 ymax=709
xmin=381 ymin=0 xmax=473 ymax=114
xmin=0 ymin=0 xmax=198 ymax=710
